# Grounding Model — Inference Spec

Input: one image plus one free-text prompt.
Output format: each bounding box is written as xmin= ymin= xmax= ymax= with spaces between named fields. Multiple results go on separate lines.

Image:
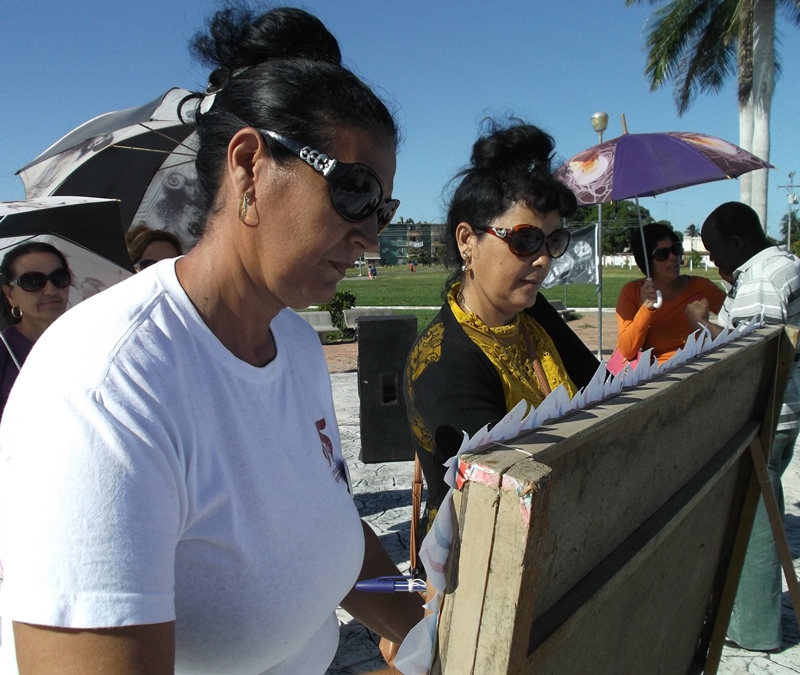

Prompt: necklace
xmin=456 ymin=290 xmax=551 ymax=397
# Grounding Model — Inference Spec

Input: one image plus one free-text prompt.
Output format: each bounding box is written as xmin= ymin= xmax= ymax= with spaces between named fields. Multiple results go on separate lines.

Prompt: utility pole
xmin=778 ymin=172 xmax=799 ymax=251
xmin=590 ymin=112 xmax=609 ymax=361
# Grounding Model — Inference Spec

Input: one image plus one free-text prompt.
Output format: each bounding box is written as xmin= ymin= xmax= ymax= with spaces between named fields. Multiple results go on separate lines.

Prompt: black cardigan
xmin=403 ymin=293 xmax=601 ymax=521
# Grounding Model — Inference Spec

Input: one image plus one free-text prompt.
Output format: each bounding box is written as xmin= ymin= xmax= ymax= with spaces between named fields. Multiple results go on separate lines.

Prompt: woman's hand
xmin=640 ymin=279 xmax=659 ymax=310
xmin=685 ymin=298 xmax=710 ymax=330
xmin=341 ymin=521 xmax=425 ymax=645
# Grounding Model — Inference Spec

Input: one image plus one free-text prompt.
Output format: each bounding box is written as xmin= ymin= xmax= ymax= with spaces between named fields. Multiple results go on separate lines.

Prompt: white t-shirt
xmin=0 ymin=260 xmax=364 ymax=674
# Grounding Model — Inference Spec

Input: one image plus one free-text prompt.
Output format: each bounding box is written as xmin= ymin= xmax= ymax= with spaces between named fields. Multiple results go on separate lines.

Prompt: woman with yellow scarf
xmin=404 ymin=121 xmax=600 ymax=536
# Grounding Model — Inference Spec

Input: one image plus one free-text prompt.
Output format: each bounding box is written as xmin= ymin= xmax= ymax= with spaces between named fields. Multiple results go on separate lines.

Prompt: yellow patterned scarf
xmin=448 ymin=286 xmax=577 ymax=414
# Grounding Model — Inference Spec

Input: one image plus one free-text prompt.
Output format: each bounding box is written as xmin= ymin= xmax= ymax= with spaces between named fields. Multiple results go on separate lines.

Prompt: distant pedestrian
xmin=368 ymin=264 xmax=377 ymax=279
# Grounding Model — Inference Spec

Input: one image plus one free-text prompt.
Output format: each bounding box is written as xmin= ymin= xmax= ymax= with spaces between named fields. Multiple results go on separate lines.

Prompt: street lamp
xmin=590 ymin=112 xmax=609 ymax=360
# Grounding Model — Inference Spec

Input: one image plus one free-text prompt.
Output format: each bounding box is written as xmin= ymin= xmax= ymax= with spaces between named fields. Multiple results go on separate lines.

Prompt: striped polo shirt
xmin=718 ymin=246 xmax=800 ymax=431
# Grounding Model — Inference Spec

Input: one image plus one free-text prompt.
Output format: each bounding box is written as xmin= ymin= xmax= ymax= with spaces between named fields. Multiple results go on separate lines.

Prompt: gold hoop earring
xmin=238 ymin=191 xmax=250 ymax=223
xmin=10 ymin=306 xmax=22 ymax=319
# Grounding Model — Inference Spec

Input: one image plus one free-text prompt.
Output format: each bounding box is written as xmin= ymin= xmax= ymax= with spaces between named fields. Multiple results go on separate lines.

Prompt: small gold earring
xmin=10 ymin=306 xmax=22 ymax=319
xmin=238 ymin=191 xmax=250 ymax=222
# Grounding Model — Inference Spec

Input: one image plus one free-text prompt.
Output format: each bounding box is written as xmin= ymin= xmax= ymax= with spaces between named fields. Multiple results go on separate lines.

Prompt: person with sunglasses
xmin=0 ymin=7 xmax=420 ymax=675
xmin=614 ymin=223 xmax=726 ymax=370
xmin=0 ymin=241 xmax=71 ymax=416
xmin=403 ymin=121 xmax=600 ymax=538
xmin=125 ymin=223 xmax=184 ymax=272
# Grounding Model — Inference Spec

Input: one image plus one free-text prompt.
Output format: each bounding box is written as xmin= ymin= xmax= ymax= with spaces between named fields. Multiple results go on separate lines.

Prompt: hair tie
xmin=199 ymin=66 xmax=231 ymax=116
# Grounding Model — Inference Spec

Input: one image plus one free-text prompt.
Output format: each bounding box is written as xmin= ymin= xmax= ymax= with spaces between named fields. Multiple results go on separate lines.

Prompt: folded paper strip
xmin=395 ymin=319 xmax=760 ymax=674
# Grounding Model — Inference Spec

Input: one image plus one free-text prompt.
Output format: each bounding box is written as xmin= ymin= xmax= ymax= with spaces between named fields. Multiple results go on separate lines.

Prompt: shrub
xmin=319 ymin=290 xmax=356 ymax=340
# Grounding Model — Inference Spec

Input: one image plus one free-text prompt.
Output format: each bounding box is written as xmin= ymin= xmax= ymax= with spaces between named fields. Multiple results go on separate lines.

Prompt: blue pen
xmin=355 ymin=576 xmax=427 ymax=593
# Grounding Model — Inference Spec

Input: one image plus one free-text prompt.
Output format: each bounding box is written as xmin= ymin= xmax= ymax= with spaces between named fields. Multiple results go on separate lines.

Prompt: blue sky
xmin=1 ymin=0 xmax=798 ymax=237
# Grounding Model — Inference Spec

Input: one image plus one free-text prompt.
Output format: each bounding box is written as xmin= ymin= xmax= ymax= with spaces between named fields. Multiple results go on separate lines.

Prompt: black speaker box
xmin=357 ymin=315 xmax=417 ymax=463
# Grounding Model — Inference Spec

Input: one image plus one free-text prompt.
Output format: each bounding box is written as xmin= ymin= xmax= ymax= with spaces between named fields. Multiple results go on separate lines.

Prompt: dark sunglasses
xmin=7 ymin=268 xmax=71 ymax=292
xmin=487 ymin=225 xmax=571 ymax=259
xmin=652 ymin=242 xmax=683 ymax=262
xmin=134 ymin=259 xmax=158 ymax=272
xmin=261 ymin=129 xmax=400 ymax=233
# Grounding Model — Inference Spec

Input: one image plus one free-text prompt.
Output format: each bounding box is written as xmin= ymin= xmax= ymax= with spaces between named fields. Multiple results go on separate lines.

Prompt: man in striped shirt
xmin=687 ymin=201 xmax=800 ymax=651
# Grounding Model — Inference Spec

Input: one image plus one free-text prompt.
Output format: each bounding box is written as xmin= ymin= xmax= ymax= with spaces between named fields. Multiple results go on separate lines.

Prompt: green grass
xmin=340 ymin=264 xmax=726 ymax=310
xmin=544 ymin=266 xmax=725 ymax=308
xmin=340 ymin=266 xmax=450 ymax=306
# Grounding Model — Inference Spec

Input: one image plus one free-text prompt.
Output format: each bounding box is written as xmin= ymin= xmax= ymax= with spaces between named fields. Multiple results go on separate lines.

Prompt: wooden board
xmin=432 ymin=325 xmax=789 ymax=675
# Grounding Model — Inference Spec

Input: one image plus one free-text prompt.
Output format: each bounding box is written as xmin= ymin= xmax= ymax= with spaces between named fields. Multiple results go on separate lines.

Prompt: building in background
xmin=377 ymin=221 xmax=445 ymax=266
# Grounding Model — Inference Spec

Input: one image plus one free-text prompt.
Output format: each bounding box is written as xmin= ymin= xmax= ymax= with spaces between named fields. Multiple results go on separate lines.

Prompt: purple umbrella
xmin=555 ymin=131 xmax=772 ymax=206
xmin=555 ymin=131 xmax=772 ymax=303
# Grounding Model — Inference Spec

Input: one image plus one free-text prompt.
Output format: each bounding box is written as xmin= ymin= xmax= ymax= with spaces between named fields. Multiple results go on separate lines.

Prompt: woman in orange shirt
xmin=615 ymin=223 xmax=726 ymax=367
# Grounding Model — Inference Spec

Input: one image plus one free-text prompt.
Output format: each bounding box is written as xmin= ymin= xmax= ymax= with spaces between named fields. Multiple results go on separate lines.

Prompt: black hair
xmin=703 ymin=201 xmax=768 ymax=243
xmin=0 ymin=242 xmax=70 ymax=326
xmin=443 ymin=119 xmax=578 ymax=291
xmin=629 ymin=223 xmax=680 ymax=276
xmin=189 ymin=6 xmax=399 ymax=235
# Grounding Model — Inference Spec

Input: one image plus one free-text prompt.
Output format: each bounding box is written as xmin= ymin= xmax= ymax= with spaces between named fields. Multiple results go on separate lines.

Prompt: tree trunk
xmin=739 ymin=101 xmax=755 ymax=206
xmin=738 ymin=0 xmax=755 ymax=207
xmin=750 ymin=0 xmax=776 ymax=231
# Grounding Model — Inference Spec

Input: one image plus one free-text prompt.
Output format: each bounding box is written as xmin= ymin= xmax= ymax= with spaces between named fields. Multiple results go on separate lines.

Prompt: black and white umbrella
xmin=0 ymin=197 xmax=133 ymax=308
xmin=17 ymin=88 xmax=203 ymax=245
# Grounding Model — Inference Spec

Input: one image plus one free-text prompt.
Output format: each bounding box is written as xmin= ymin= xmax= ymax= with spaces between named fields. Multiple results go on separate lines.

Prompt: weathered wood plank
xmin=433 ymin=326 xmax=786 ymax=674
xmin=435 ymin=476 xmax=500 ymax=673
xmin=473 ymin=461 xmax=553 ymax=674
xmin=524 ymin=419 xmax=759 ymax=673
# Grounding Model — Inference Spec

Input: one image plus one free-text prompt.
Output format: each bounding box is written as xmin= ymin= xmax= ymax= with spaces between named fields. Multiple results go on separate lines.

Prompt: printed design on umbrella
xmin=673 ymin=132 xmax=770 ymax=176
xmin=17 ymin=89 xmax=203 ymax=249
xmin=25 ymin=133 xmax=116 ymax=198
xmin=558 ymin=140 xmax=618 ymax=205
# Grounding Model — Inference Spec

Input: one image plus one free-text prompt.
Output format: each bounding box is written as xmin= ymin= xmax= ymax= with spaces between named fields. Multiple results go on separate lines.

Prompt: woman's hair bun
xmin=469 ymin=120 xmax=556 ymax=174
xmin=190 ymin=6 xmax=342 ymax=72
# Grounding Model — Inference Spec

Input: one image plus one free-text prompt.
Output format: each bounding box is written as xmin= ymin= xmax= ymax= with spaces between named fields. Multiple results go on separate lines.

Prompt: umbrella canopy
xmin=0 ymin=197 xmax=134 ymax=307
xmin=17 ymin=88 xmax=203 ymax=243
xmin=555 ymin=132 xmax=772 ymax=207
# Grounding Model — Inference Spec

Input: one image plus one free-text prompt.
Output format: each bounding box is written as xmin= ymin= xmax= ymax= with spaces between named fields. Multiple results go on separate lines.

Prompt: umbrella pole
xmin=0 ymin=330 xmax=22 ymax=371
xmin=596 ymin=216 xmax=603 ymax=360
xmin=635 ymin=196 xmax=663 ymax=309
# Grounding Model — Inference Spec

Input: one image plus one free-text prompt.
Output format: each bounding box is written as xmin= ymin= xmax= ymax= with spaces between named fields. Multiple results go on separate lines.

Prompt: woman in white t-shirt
xmin=0 ymin=7 xmax=421 ymax=674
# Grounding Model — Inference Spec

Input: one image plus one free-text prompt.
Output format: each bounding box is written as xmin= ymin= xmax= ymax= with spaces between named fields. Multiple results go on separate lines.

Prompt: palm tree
xmin=685 ymin=223 xmax=700 ymax=237
xmin=625 ymin=0 xmax=800 ymax=230
xmin=779 ymin=209 xmax=800 ymax=245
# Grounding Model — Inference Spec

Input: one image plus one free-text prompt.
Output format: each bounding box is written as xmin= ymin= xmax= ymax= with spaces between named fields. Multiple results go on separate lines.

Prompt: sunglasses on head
xmin=261 ymin=129 xmax=400 ymax=233
xmin=652 ymin=242 xmax=683 ymax=262
xmin=487 ymin=225 xmax=571 ymax=259
xmin=7 ymin=268 xmax=71 ymax=292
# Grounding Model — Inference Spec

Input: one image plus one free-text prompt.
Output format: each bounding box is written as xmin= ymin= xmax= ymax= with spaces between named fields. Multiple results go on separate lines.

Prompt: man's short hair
xmin=703 ymin=201 xmax=767 ymax=243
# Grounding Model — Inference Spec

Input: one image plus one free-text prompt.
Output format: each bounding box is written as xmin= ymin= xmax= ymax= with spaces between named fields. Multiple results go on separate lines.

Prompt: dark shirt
xmin=404 ymin=293 xmax=601 ymax=525
xmin=0 ymin=325 xmax=34 ymax=417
